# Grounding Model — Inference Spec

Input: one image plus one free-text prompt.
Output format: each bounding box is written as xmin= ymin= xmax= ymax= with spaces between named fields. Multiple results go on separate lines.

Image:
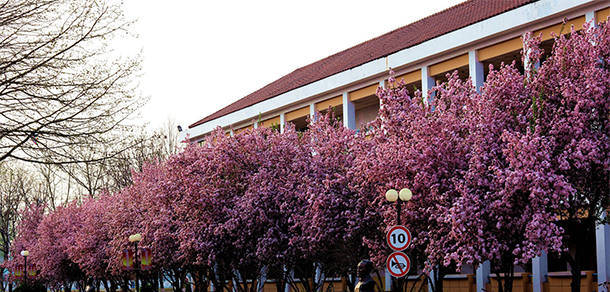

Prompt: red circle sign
xmin=386 ymin=225 xmax=411 ymax=251
xmin=386 ymin=252 xmax=411 ymax=278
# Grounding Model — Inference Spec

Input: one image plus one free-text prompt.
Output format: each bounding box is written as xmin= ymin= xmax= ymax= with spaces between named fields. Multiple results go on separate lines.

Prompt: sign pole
xmin=387 ymin=225 xmax=412 ymax=292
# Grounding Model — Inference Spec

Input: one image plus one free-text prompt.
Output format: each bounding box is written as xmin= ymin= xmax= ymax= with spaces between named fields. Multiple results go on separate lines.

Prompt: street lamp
xmin=20 ymin=250 xmax=29 ymax=286
xmin=129 ymin=234 xmax=142 ymax=292
xmin=385 ymin=188 xmax=412 ymax=292
xmin=385 ymin=188 xmax=412 ymax=225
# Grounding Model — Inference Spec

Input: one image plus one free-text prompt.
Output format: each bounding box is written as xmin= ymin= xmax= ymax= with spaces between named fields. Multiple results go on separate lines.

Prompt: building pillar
xmin=476 ymin=261 xmax=490 ymax=292
xmin=597 ymin=211 xmax=610 ymax=292
xmin=309 ymin=103 xmax=317 ymax=124
xmin=342 ymin=92 xmax=356 ymax=129
xmin=469 ymin=49 xmax=484 ymax=93
xmin=428 ymin=268 xmax=436 ymax=292
xmin=586 ymin=11 xmax=597 ymax=27
xmin=315 ymin=264 xmax=324 ymax=292
xmin=257 ymin=267 xmax=267 ymax=292
xmin=532 ymin=251 xmax=548 ymax=292
xmin=285 ymin=266 xmax=293 ymax=292
xmin=280 ymin=113 xmax=286 ymax=133
xmin=421 ymin=66 xmax=435 ymax=102
xmin=523 ymin=33 xmax=541 ymax=80
xmin=385 ymin=268 xmax=392 ymax=292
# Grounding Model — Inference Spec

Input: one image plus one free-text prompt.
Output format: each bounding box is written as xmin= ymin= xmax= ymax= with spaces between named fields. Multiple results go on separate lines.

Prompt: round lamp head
xmin=20 ymin=250 xmax=29 ymax=257
xmin=129 ymin=233 xmax=142 ymax=242
xmin=399 ymin=188 xmax=412 ymax=201
xmin=385 ymin=189 xmax=398 ymax=202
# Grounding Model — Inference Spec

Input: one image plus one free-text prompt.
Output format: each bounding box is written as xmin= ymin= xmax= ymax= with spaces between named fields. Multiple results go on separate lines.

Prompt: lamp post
xmin=385 ymin=188 xmax=412 ymax=292
xmin=129 ymin=234 xmax=142 ymax=292
xmin=20 ymin=250 xmax=29 ymax=286
xmin=385 ymin=188 xmax=412 ymax=225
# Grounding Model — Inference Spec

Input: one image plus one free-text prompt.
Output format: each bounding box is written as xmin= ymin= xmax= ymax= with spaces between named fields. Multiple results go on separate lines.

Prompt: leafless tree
xmin=0 ymin=161 xmax=46 ymax=291
xmin=0 ymin=0 xmax=145 ymax=164
xmin=55 ymin=120 xmax=182 ymax=199
xmin=159 ymin=117 xmax=183 ymax=158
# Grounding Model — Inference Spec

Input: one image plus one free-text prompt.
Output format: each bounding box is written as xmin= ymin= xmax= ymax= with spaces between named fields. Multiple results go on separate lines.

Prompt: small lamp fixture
xmin=385 ymin=189 xmax=398 ymax=202
xmin=20 ymin=250 xmax=29 ymax=257
xmin=129 ymin=233 xmax=142 ymax=243
xmin=399 ymin=188 xmax=412 ymax=201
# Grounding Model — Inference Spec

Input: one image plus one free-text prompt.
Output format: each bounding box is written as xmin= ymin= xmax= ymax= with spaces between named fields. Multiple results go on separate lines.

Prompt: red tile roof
xmin=190 ymin=0 xmax=537 ymax=128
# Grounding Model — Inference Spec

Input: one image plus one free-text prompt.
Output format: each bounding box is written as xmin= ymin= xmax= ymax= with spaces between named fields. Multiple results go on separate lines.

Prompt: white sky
xmin=120 ymin=0 xmax=464 ymax=129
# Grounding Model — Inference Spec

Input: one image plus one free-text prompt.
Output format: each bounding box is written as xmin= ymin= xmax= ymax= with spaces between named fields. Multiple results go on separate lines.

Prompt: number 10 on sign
xmin=387 ymin=225 xmax=411 ymax=251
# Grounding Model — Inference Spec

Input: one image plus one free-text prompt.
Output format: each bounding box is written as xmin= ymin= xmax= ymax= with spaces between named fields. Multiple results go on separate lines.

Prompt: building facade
xmin=183 ymin=1 xmax=610 ymax=291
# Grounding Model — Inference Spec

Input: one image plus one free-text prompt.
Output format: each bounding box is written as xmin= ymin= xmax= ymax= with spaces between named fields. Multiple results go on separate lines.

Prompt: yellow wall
xmin=478 ymin=37 xmax=523 ymax=61
xmin=597 ymin=7 xmax=610 ymax=23
xmin=286 ymin=106 xmax=310 ymax=121
xmin=430 ymin=54 xmax=469 ymax=76
xmin=534 ymin=15 xmax=586 ymax=41
xmin=234 ymin=124 xmax=253 ymax=134
xmin=316 ymin=95 xmax=343 ymax=111
xmin=350 ymin=84 xmax=378 ymax=102
xmin=395 ymin=69 xmax=421 ymax=84
xmin=478 ymin=15 xmax=589 ymax=61
xmin=260 ymin=116 xmax=280 ymax=128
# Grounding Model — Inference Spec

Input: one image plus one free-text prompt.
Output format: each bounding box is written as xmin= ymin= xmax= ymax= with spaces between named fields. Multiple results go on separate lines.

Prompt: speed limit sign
xmin=387 ymin=225 xmax=411 ymax=251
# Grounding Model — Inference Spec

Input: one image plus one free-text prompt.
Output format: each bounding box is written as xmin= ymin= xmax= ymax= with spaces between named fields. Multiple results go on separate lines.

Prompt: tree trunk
xmin=493 ymin=264 xmax=515 ymax=292
xmin=122 ymin=278 xmax=129 ymax=292
xmin=563 ymin=248 xmax=582 ymax=292
xmin=430 ymin=266 xmax=447 ymax=292
xmin=563 ymin=216 xmax=595 ymax=292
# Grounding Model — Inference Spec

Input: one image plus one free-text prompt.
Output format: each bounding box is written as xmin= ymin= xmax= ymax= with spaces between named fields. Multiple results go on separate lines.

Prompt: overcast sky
xmin=120 ymin=0 xmax=464 ymax=129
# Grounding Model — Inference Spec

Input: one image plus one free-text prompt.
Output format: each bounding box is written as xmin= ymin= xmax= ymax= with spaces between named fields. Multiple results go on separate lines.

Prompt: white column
xmin=476 ymin=261 xmax=490 ymax=292
xmin=586 ymin=11 xmax=597 ymax=27
xmin=523 ymin=33 xmax=541 ymax=80
xmin=232 ymin=277 xmax=239 ymax=292
xmin=597 ymin=212 xmax=610 ymax=292
xmin=532 ymin=251 xmax=548 ymax=292
xmin=280 ymin=113 xmax=286 ymax=133
xmin=342 ymin=92 xmax=356 ymax=129
xmin=253 ymin=121 xmax=259 ymax=129
xmin=315 ymin=264 xmax=324 ymax=292
xmin=378 ymin=79 xmax=385 ymax=109
xmin=310 ymin=104 xmax=316 ymax=124
xmin=469 ymin=49 xmax=484 ymax=93
xmin=428 ymin=268 xmax=436 ymax=292
xmin=385 ymin=268 xmax=392 ymax=292
xmin=257 ymin=267 xmax=268 ymax=292
xmin=421 ymin=66 xmax=435 ymax=101
xmin=285 ymin=266 xmax=292 ymax=292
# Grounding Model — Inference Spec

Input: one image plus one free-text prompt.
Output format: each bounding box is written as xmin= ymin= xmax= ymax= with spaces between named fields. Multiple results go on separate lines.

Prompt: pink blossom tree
xmin=520 ymin=21 xmax=610 ymax=292
xmin=70 ymin=193 xmax=126 ymax=292
xmin=354 ymin=71 xmax=477 ymax=292
xmin=222 ymin=125 xmax=314 ymax=292
xmin=299 ymin=110 xmax=385 ymax=291
xmin=171 ymin=128 xmax=280 ymax=292
xmin=105 ymin=159 xmax=188 ymax=292
xmin=30 ymin=201 xmax=86 ymax=291
xmin=5 ymin=203 xmax=45 ymax=285
xmin=445 ymin=61 xmax=565 ymax=292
